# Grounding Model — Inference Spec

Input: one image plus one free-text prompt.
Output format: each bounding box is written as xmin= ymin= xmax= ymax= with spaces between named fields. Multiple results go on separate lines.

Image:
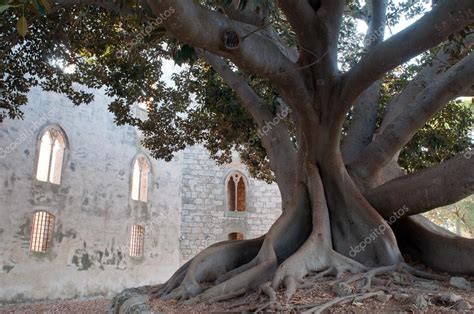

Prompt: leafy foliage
xmin=424 ymin=195 xmax=474 ymax=238
xmin=399 ymin=99 xmax=473 ymax=172
xmin=375 ymin=49 xmax=473 ymax=172
xmin=0 ymin=0 xmax=471 ymax=182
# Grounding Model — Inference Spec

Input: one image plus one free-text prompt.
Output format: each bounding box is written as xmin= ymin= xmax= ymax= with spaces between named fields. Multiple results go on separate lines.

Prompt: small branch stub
xmin=223 ymin=28 xmax=241 ymax=50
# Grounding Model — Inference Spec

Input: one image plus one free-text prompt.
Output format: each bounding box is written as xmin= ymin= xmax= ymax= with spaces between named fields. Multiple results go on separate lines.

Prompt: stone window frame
xmin=130 ymin=153 xmax=153 ymax=203
xmin=34 ymin=124 xmax=69 ymax=185
xmin=225 ymin=170 xmax=248 ymax=212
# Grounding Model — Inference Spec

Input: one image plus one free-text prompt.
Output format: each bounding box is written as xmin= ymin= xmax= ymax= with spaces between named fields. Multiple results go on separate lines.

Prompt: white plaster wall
xmin=0 ymin=87 xmax=182 ymax=302
xmin=0 ymin=86 xmax=283 ymax=303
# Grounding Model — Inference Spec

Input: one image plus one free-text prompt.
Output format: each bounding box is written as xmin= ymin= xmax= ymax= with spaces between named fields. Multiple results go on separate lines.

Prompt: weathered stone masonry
xmin=179 ymin=147 xmax=281 ymax=261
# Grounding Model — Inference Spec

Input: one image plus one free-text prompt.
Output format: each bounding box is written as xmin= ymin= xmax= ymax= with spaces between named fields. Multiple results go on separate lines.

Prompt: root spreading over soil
xmin=148 ymin=264 xmax=473 ymax=313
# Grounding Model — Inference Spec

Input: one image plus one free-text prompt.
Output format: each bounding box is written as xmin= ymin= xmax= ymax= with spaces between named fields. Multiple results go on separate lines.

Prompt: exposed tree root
xmin=206 ymin=288 xmax=246 ymax=304
xmin=158 ymin=236 xmax=264 ymax=301
xmin=111 ymin=164 xmax=467 ymax=313
xmin=182 ymin=238 xmax=279 ymax=304
xmin=345 ymin=264 xmax=401 ymax=292
xmin=272 ymin=238 xmax=366 ymax=301
xmin=298 ymin=291 xmax=382 ymax=314
xmin=260 ymin=284 xmax=277 ymax=303
xmin=394 ymin=215 xmax=474 ymax=275
xmin=250 ymin=284 xmax=279 ymax=312
xmin=306 ymin=266 xmax=337 ymax=282
xmin=215 ymin=257 xmax=258 ymax=284
xmin=184 ymin=259 xmax=277 ymax=304
xmin=343 ymin=262 xmax=448 ymax=292
xmin=152 ymin=237 xmax=260 ymax=298
xmin=258 ymin=263 xmax=452 ymax=313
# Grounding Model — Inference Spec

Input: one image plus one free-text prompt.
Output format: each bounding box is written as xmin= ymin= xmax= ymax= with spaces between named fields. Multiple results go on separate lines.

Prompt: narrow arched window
xmin=129 ymin=225 xmax=145 ymax=257
xmin=131 ymin=156 xmax=150 ymax=202
xmin=36 ymin=127 xmax=66 ymax=184
xmin=30 ymin=211 xmax=55 ymax=252
xmin=226 ymin=172 xmax=246 ymax=211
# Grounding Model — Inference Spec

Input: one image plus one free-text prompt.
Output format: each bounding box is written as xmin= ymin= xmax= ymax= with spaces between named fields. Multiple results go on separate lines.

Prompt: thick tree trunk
xmin=109 ymin=143 xmax=471 ymax=312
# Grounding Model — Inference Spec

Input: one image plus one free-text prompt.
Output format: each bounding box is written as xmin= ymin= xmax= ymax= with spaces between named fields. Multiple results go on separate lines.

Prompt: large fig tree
xmin=1 ymin=0 xmax=473 ymax=308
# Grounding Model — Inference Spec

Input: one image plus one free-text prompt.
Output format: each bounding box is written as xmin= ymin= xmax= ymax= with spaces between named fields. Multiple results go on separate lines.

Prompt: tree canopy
xmin=0 ymin=0 xmax=472 ymax=181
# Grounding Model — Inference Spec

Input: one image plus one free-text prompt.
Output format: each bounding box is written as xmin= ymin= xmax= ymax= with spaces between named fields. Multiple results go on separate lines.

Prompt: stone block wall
xmin=179 ymin=145 xmax=282 ymax=262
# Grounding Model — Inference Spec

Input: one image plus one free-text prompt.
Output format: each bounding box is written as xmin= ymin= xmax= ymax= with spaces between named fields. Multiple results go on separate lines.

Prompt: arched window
xmin=226 ymin=172 xmax=246 ymax=211
xmin=228 ymin=232 xmax=244 ymax=241
xmin=129 ymin=225 xmax=145 ymax=257
xmin=131 ymin=156 xmax=150 ymax=202
xmin=30 ymin=211 xmax=55 ymax=252
xmin=36 ymin=127 xmax=66 ymax=184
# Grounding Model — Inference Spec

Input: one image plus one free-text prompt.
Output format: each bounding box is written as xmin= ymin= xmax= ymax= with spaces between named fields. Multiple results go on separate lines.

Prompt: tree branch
xmin=277 ymin=0 xmax=344 ymax=76
xmin=146 ymin=0 xmax=306 ymax=94
xmin=276 ymin=0 xmax=317 ymax=48
xmin=342 ymin=81 xmax=382 ymax=163
xmin=342 ymin=0 xmax=387 ymax=163
xmin=340 ymin=0 xmax=474 ymax=106
xmin=220 ymin=2 xmax=298 ymax=62
xmin=366 ymin=153 xmax=474 ymax=219
xmin=200 ymin=50 xmax=297 ymax=204
xmin=380 ymin=34 xmax=474 ymax=131
xmin=364 ymin=0 xmax=388 ymax=50
xmin=351 ymin=52 xmax=474 ymax=177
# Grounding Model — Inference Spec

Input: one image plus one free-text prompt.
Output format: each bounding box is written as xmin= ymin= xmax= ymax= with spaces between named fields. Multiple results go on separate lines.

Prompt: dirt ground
xmin=150 ymin=276 xmax=474 ymax=313
xmin=0 ymin=298 xmax=109 ymax=314
xmin=0 ymin=275 xmax=472 ymax=313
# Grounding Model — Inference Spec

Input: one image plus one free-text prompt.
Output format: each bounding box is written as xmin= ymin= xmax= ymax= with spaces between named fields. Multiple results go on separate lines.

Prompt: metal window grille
xmin=30 ymin=211 xmax=55 ymax=252
xmin=129 ymin=225 xmax=145 ymax=257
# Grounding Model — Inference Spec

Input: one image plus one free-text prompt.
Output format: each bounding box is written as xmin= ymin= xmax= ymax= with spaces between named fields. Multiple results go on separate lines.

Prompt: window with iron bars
xmin=30 ymin=211 xmax=55 ymax=252
xmin=129 ymin=225 xmax=145 ymax=257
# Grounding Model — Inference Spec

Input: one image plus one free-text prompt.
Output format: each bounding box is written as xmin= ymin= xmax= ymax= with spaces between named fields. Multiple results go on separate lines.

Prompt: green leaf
xmin=0 ymin=4 xmax=19 ymax=14
xmin=17 ymin=16 xmax=27 ymax=37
